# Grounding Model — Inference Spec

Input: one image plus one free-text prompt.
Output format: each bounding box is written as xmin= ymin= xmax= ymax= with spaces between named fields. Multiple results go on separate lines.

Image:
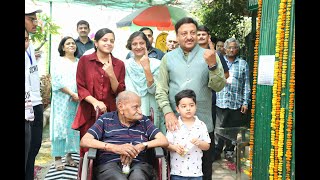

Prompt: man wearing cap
xmin=25 ymin=1 xmax=44 ymax=179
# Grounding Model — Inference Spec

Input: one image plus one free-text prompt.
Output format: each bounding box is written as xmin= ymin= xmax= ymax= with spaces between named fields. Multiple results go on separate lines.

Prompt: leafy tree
xmin=30 ymin=13 xmax=60 ymax=107
xmin=192 ymin=0 xmax=249 ymax=46
xmin=31 ymin=13 xmax=60 ymax=51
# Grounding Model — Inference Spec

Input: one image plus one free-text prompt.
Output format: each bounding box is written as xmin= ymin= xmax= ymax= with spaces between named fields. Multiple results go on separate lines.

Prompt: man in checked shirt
xmin=214 ymin=37 xmax=251 ymax=161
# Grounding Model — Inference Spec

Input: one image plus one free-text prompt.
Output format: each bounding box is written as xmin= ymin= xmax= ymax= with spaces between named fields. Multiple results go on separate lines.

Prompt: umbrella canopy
xmin=116 ymin=5 xmax=193 ymax=31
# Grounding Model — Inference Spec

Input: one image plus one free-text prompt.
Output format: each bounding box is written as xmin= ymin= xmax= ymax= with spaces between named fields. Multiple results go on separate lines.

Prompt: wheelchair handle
xmin=95 ymin=106 xmax=100 ymax=120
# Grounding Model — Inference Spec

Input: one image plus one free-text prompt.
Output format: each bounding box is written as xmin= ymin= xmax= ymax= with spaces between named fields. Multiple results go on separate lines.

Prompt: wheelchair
xmin=77 ymin=107 xmax=168 ymax=180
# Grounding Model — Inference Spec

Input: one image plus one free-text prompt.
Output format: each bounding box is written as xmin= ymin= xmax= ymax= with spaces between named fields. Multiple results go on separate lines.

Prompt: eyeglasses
xmin=168 ymin=40 xmax=178 ymax=44
xmin=31 ymin=19 xmax=38 ymax=25
xmin=25 ymin=37 xmax=30 ymax=42
xmin=28 ymin=17 xmax=39 ymax=25
xmin=226 ymin=46 xmax=238 ymax=50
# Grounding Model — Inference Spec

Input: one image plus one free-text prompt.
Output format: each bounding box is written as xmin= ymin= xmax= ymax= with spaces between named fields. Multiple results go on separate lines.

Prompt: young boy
xmin=166 ymin=89 xmax=211 ymax=180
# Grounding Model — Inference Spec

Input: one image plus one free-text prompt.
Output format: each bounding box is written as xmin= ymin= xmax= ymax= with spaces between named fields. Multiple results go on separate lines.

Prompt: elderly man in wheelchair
xmin=79 ymin=91 xmax=169 ymax=180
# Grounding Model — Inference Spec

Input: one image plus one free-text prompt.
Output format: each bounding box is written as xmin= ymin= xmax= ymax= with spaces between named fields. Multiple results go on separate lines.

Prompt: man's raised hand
xmin=208 ymin=38 xmax=215 ymax=51
xmin=203 ymin=49 xmax=217 ymax=67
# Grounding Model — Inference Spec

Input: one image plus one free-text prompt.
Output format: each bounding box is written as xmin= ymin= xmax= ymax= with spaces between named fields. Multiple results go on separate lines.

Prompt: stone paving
xmin=34 ymin=125 xmax=52 ymax=180
xmin=212 ymin=158 xmax=249 ymax=180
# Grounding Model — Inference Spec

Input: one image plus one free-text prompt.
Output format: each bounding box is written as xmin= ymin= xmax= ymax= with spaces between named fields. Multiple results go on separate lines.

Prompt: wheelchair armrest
xmin=88 ymin=148 xmax=97 ymax=159
xmin=154 ymin=147 xmax=165 ymax=158
xmin=88 ymin=147 xmax=161 ymax=158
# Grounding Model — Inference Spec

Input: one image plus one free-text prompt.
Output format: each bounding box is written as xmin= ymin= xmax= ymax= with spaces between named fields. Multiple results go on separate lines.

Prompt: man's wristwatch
xmin=142 ymin=142 xmax=148 ymax=150
xmin=208 ymin=63 xmax=218 ymax=71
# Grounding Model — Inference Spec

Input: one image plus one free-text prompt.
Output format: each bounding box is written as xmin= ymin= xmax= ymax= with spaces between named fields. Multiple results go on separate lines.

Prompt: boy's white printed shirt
xmin=166 ymin=116 xmax=211 ymax=177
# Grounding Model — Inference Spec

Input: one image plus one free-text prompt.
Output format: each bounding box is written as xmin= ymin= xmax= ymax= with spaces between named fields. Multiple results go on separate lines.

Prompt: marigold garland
xmin=247 ymin=0 xmax=294 ymax=178
xmin=269 ymin=0 xmax=286 ymax=178
xmin=278 ymin=1 xmax=293 ymax=179
xmin=285 ymin=33 xmax=294 ymax=180
xmin=248 ymin=0 xmax=263 ymax=179
xmin=269 ymin=0 xmax=294 ymax=179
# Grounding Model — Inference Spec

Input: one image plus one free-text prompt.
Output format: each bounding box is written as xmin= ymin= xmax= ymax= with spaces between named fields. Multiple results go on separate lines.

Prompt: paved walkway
xmin=212 ymin=158 xmax=249 ymax=180
xmin=35 ymin=125 xmax=250 ymax=180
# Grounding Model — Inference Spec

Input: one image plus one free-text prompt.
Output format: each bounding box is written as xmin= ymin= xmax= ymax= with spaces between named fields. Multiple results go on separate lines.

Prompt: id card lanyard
xmin=26 ymin=47 xmax=33 ymax=65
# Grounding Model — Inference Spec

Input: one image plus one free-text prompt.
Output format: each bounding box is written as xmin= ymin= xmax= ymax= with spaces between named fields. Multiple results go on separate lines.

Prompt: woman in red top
xmin=72 ymin=28 xmax=126 ymax=157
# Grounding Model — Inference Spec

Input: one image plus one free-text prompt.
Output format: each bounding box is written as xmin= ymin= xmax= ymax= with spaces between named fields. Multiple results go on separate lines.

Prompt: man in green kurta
xmin=155 ymin=17 xmax=226 ymax=180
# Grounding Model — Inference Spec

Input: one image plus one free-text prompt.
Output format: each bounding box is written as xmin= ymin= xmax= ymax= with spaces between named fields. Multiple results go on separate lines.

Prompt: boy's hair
xmin=175 ymin=89 xmax=197 ymax=106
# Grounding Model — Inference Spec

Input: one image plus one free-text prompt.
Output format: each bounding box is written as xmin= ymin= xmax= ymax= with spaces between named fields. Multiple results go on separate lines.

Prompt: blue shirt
xmin=216 ymin=56 xmax=251 ymax=109
xmin=212 ymin=51 xmax=229 ymax=105
xmin=87 ymin=111 xmax=160 ymax=166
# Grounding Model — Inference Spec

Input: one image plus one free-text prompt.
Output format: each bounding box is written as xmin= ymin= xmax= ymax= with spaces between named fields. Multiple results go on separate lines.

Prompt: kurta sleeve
xmin=155 ymin=55 xmax=173 ymax=115
xmin=208 ymin=54 xmax=227 ymax=92
xmin=76 ymin=57 xmax=92 ymax=101
xmin=147 ymin=58 xmax=161 ymax=95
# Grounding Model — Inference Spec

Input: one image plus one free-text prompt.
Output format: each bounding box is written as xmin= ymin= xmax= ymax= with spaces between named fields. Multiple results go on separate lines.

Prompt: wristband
xmin=208 ymin=63 xmax=218 ymax=71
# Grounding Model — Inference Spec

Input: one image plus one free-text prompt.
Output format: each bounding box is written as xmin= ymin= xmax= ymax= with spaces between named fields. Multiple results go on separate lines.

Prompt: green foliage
xmin=31 ymin=13 xmax=60 ymax=51
xmin=193 ymin=0 xmax=249 ymax=45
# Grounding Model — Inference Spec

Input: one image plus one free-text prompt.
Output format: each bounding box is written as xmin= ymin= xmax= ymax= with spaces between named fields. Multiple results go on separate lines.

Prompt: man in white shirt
xmin=25 ymin=1 xmax=44 ymax=179
xmin=25 ymin=27 xmax=34 ymax=173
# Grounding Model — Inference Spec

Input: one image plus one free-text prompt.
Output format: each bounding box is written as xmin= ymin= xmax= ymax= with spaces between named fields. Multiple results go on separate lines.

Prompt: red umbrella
xmin=116 ymin=5 xmax=192 ymax=31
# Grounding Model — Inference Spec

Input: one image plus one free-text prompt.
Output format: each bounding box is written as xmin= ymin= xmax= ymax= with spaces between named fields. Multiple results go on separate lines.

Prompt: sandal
xmin=65 ymin=154 xmax=78 ymax=167
xmin=54 ymin=158 xmax=65 ymax=171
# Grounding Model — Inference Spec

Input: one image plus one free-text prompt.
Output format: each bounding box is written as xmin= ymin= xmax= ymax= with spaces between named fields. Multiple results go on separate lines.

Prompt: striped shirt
xmin=216 ymin=56 xmax=251 ymax=109
xmin=87 ymin=111 xmax=160 ymax=166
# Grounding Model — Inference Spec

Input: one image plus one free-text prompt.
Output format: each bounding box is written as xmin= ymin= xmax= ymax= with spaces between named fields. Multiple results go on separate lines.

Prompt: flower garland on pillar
xmin=285 ymin=34 xmax=294 ymax=180
xmin=269 ymin=56 xmax=279 ymax=180
xmin=269 ymin=0 xmax=294 ymax=179
xmin=277 ymin=0 xmax=293 ymax=179
xmin=248 ymin=0 xmax=263 ymax=179
xmin=269 ymin=0 xmax=287 ymax=179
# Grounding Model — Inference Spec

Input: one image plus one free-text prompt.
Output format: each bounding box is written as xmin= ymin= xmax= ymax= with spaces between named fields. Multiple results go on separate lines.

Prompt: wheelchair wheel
xmin=160 ymin=156 xmax=167 ymax=180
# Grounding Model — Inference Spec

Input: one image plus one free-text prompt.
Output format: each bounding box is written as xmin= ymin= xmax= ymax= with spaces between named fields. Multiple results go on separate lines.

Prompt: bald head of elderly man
xmin=166 ymin=32 xmax=179 ymax=52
